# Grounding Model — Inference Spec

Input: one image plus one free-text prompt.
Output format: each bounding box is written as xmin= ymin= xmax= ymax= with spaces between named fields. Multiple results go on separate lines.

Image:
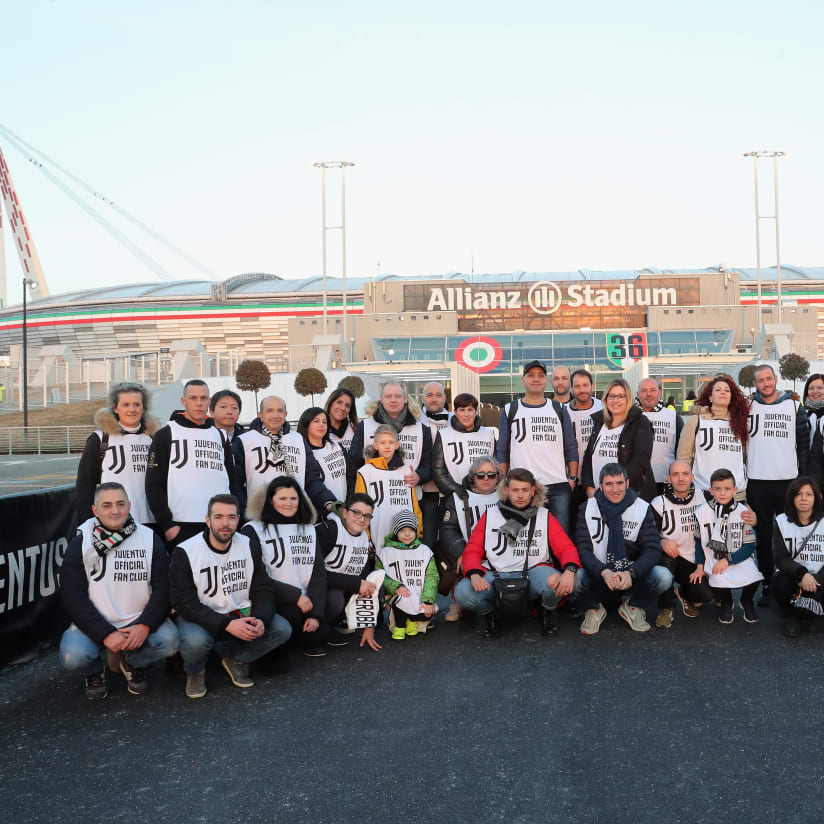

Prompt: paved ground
xmin=2 ymin=600 xmax=823 ymax=824
xmin=0 ymin=454 xmax=79 ymax=495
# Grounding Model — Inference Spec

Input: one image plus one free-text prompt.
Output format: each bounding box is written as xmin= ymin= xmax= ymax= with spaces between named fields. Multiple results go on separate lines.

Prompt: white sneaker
xmin=580 ymin=604 xmax=607 ymax=635
xmin=618 ymin=601 xmax=651 ymax=632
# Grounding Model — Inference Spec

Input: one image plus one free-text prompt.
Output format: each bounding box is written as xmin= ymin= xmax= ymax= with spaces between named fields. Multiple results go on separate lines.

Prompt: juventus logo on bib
xmin=448 ymin=441 xmax=465 ymax=465
xmin=325 ymin=545 xmax=349 ymax=570
xmin=252 ymin=446 xmax=268 ymax=473
xmin=90 ymin=555 xmax=108 ymax=582
xmin=369 ymin=481 xmax=385 ymax=507
xmin=264 ymin=536 xmax=287 ymax=568
xmin=697 ymin=427 xmax=714 ymax=451
xmin=748 ymin=414 xmax=759 ymax=437
xmin=200 ymin=565 xmax=220 ymax=598
xmin=105 ymin=445 xmax=127 ymax=474
xmin=170 ymin=440 xmax=189 ymax=468
xmin=661 ymin=510 xmax=677 ymax=536
xmin=589 ymin=515 xmax=606 ymax=543
xmin=488 ymin=531 xmax=507 ymax=556
xmin=511 ymin=419 xmax=528 ymax=443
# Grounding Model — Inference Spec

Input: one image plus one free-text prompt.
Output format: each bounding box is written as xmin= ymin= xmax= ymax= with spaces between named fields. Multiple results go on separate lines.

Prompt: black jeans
xmin=277 ymin=603 xmax=330 ymax=648
xmin=712 ymin=581 xmax=760 ymax=605
xmin=420 ymin=492 xmax=440 ymax=550
xmin=747 ymin=479 xmax=791 ymax=585
xmin=658 ymin=555 xmax=714 ymax=609
xmin=771 ymin=570 xmax=823 ymax=619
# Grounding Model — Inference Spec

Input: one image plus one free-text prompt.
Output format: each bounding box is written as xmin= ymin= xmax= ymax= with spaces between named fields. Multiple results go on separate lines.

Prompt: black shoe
xmin=120 ymin=658 xmax=148 ymax=695
xmin=84 ymin=672 xmax=107 ymax=700
xmin=741 ymin=600 xmax=758 ymax=624
xmin=165 ymin=652 xmax=185 ymax=676
xmin=303 ymin=646 xmax=327 ymax=657
xmin=809 ymin=617 xmax=824 ymax=634
xmin=719 ymin=602 xmax=734 ymax=624
xmin=483 ymin=612 xmax=498 ymax=638
xmin=326 ymin=629 xmax=350 ymax=647
xmin=784 ymin=617 xmax=804 ymax=637
xmin=541 ymin=607 xmax=560 ymax=636
xmin=758 ymin=585 xmax=771 ymax=607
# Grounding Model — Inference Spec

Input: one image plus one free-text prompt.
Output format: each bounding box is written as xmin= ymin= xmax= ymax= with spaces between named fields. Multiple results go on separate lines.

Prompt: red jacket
xmin=462 ymin=507 xmax=581 ymax=578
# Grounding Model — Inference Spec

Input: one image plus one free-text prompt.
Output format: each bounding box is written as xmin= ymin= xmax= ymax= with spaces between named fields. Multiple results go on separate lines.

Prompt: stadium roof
xmin=20 ymin=264 xmax=824 ymax=308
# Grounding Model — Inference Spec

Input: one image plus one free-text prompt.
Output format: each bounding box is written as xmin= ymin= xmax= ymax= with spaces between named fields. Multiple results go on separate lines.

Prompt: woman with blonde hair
xmin=581 ymin=378 xmax=656 ymax=502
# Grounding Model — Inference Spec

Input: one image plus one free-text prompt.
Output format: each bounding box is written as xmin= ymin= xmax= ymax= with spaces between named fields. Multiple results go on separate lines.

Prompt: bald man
xmin=551 ymin=366 xmax=571 ymax=405
xmin=636 ymin=377 xmax=683 ymax=494
xmin=419 ymin=381 xmax=452 ymax=549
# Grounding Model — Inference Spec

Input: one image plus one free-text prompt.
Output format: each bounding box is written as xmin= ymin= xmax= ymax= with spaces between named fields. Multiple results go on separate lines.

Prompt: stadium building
xmin=0 ymin=265 xmax=821 ymax=408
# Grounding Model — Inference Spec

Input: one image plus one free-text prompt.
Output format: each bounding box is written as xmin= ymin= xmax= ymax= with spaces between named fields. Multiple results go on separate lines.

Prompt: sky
xmin=2 ymin=0 xmax=823 ymax=306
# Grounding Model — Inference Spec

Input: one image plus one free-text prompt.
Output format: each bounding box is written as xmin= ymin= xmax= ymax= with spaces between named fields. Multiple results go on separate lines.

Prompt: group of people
xmin=60 ymin=363 xmax=824 ymax=701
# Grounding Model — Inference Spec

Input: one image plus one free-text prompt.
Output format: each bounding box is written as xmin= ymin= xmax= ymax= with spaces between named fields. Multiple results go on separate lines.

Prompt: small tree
xmin=779 ymin=352 xmax=810 ymax=392
xmin=295 ymin=368 xmax=328 ymax=405
xmin=738 ymin=364 xmax=756 ymax=393
xmin=338 ymin=375 xmax=365 ymax=398
xmin=235 ymin=359 xmax=271 ymax=409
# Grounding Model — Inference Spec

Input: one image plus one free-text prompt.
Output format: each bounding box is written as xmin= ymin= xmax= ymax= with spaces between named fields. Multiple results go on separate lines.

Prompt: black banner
xmin=0 ymin=486 xmax=77 ymax=666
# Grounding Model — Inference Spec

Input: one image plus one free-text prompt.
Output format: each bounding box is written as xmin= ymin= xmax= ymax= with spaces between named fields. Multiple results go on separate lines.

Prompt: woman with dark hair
xmin=581 ymin=378 xmax=656 ymax=502
xmin=802 ymin=374 xmax=824 ymax=486
xmin=676 ymin=375 xmax=749 ymax=499
xmin=297 ymin=407 xmax=349 ymax=502
xmin=242 ymin=476 xmax=330 ymax=658
xmin=772 ymin=476 xmax=824 ymax=636
xmin=75 ymin=381 xmax=160 ymax=523
xmin=431 ymin=392 xmax=496 ymax=497
xmin=325 ymin=388 xmax=358 ymax=452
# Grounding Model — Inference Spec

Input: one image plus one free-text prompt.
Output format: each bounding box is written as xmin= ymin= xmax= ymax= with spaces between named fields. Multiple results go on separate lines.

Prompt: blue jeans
xmin=59 ymin=619 xmax=179 ymax=676
xmin=574 ymin=566 xmax=673 ymax=611
xmin=177 ymin=615 xmax=292 ymax=674
xmin=545 ymin=482 xmax=572 ymax=536
xmin=454 ymin=567 xmax=562 ymax=615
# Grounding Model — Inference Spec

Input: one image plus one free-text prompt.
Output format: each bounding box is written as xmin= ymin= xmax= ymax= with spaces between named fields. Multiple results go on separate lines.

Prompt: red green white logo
xmin=455 ymin=337 xmax=503 ymax=373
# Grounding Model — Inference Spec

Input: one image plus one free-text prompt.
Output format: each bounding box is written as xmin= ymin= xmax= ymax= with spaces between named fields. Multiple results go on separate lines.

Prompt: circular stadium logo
xmin=527 ymin=281 xmax=563 ymax=315
xmin=455 ymin=337 xmax=503 ymax=373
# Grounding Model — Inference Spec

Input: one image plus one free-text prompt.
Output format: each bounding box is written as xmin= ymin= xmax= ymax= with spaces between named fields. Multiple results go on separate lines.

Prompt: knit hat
xmin=391 ymin=509 xmax=418 ymax=535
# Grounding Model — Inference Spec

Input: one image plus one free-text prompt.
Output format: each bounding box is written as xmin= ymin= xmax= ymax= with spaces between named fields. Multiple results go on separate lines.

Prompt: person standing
xmin=297 ymin=407 xmax=350 ymax=503
xmin=802 ymin=374 xmax=824 ymax=488
xmin=325 ymin=388 xmax=359 ymax=452
xmin=146 ymin=379 xmax=232 ymax=550
xmin=496 ymin=361 xmax=578 ymax=535
xmin=550 ymin=365 xmax=572 ymax=405
xmin=746 ymin=364 xmax=810 ymax=604
xmin=419 ymin=381 xmax=451 ymax=549
xmin=76 ymin=382 xmax=159 ymax=525
xmin=636 ymin=377 xmax=683 ymax=494
xmin=566 ymin=369 xmax=603 ymax=523
xmin=209 ymin=389 xmax=244 ymax=442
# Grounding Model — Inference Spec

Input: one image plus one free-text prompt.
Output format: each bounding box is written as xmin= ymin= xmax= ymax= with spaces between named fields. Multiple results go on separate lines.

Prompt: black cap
xmin=522 ymin=360 xmax=547 ymax=375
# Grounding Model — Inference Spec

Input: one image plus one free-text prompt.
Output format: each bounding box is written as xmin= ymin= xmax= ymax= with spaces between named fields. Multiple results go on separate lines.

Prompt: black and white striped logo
xmin=200 ymin=565 xmax=219 ymax=597
xmin=170 ymin=439 xmax=189 ymax=469
xmin=105 ymin=445 xmax=127 ymax=474
xmin=448 ymin=441 xmax=465 ymax=465
xmin=265 ymin=537 xmax=287 ymax=568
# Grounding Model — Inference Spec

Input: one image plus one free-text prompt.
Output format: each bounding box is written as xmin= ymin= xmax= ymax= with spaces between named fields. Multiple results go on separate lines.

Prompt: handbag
xmin=490 ymin=517 xmax=535 ymax=618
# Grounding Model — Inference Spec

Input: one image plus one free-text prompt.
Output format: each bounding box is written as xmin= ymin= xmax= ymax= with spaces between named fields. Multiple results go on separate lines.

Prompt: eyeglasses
xmin=474 ymin=472 xmax=499 ymax=480
xmin=346 ymin=509 xmax=373 ymax=522
xmin=606 ymin=394 xmax=627 ymax=401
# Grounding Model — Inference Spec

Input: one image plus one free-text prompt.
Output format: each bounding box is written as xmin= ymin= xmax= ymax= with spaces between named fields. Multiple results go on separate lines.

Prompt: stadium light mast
xmin=313 ymin=161 xmax=354 ymax=341
xmin=743 ymin=150 xmax=786 ymax=327
xmin=22 ymin=276 xmax=37 ymax=431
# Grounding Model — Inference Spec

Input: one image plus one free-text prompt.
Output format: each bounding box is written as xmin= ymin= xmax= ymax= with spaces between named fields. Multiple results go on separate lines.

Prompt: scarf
xmin=708 ymin=500 xmax=737 ymax=560
xmin=329 ymin=419 xmax=349 ymax=439
xmin=595 ymin=488 xmax=637 ymax=571
xmin=376 ymin=404 xmax=408 ymax=435
xmin=497 ymin=501 xmax=538 ymax=544
xmin=634 ymin=398 xmax=665 ymax=413
xmin=84 ymin=515 xmax=137 ymax=575
xmin=663 ymin=482 xmax=695 ymax=506
xmin=261 ymin=424 xmax=288 ymax=472
xmin=806 ymin=399 xmax=824 ymax=412
xmin=424 ymin=410 xmax=449 ymax=422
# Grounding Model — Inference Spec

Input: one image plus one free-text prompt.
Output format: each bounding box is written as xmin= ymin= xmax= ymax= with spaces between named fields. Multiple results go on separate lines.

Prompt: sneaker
xmin=391 ymin=626 xmax=406 ymax=641
xmin=719 ymin=601 xmax=734 ymax=624
xmin=84 ymin=672 xmax=107 ymax=700
xmin=676 ymin=589 xmax=700 ymax=618
xmin=758 ymin=584 xmax=771 ymax=607
xmin=120 ymin=658 xmax=148 ymax=695
xmin=784 ymin=617 xmax=804 ymax=637
xmin=741 ymin=600 xmax=759 ymax=624
xmin=445 ymin=602 xmax=462 ymax=622
xmin=541 ymin=607 xmax=559 ymax=636
xmin=405 ymin=619 xmax=419 ymax=637
xmin=580 ymin=604 xmax=607 ymax=635
xmin=326 ymin=629 xmax=350 ymax=647
xmin=303 ymin=646 xmax=327 ymax=657
xmin=618 ymin=601 xmax=651 ymax=632
xmin=185 ymin=672 xmax=207 ymax=699
xmin=221 ymin=657 xmax=254 ymax=687
xmin=655 ymin=608 xmax=674 ymax=629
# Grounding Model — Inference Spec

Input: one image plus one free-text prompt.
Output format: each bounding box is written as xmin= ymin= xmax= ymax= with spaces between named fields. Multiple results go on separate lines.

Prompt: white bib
xmin=747 ymin=398 xmax=800 ymax=480
xmin=357 ymin=463 xmax=417 ymax=551
xmin=246 ymin=520 xmax=317 ymax=595
xmin=438 ymin=426 xmax=496 ymax=486
xmin=590 ymin=423 xmax=624 ymax=488
xmin=642 ymin=408 xmax=678 ymax=484
xmin=239 ymin=429 xmax=309 ymax=505
xmin=583 ymin=496 xmax=648 ymax=565
xmin=362 ymin=417 xmax=424 ymax=470
xmin=507 ymin=400 xmax=567 ymax=485
xmin=323 ymin=512 xmax=372 ymax=576
xmin=691 ymin=417 xmax=746 ymax=493
xmin=78 ymin=519 xmax=155 ymax=628
xmin=775 ymin=514 xmax=824 ymax=574
xmin=330 ymin=421 xmax=355 ymax=453
xmin=452 ymin=490 xmax=500 ymax=542
xmin=179 ymin=532 xmax=254 ymax=614
xmin=566 ymin=399 xmax=602 ymax=466
xmin=651 ymin=494 xmax=702 ymax=563
xmin=96 ymin=431 xmax=154 ymax=523
xmin=482 ymin=507 xmax=551 ymax=573
xmin=312 ymin=441 xmax=348 ymax=501
xmin=695 ymin=502 xmax=762 ymax=588
xmin=377 ymin=542 xmax=433 ymax=601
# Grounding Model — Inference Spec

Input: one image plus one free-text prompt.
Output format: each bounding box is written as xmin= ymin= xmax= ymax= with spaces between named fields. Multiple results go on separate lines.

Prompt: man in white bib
xmin=146 ymin=379 xmax=233 ymax=551
xmin=746 ymin=364 xmax=810 ymax=605
xmin=636 ymin=377 xmax=683 ymax=494
xmin=170 ymin=494 xmax=292 ymax=698
xmin=566 ymin=369 xmax=603 ymax=529
xmin=59 ymin=482 xmax=178 ymax=700
xmin=574 ymin=462 xmax=672 ymax=635
xmin=550 ymin=365 xmax=572 ymax=405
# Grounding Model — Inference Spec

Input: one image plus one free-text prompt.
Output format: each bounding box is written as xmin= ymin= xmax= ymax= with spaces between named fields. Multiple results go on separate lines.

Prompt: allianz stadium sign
xmin=423 ymin=281 xmax=679 ymax=315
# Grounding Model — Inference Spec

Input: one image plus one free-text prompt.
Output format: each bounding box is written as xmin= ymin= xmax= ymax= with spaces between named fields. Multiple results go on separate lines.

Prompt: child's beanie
xmin=391 ymin=509 xmax=418 ymax=535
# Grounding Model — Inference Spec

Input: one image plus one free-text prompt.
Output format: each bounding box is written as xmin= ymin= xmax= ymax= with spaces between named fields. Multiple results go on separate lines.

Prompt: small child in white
xmin=376 ymin=509 xmax=439 ymax=641
xmin=691 ymin=467 xmax=762 ymax=624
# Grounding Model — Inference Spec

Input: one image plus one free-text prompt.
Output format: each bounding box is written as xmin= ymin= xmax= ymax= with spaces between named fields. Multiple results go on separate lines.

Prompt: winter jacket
xmin=431 ymin=413 xmax=497 ymax=497
xmin=581 ymin=406 xmax=656 ymax=502
xmin=353 ymin=452 xmax=424 ymax=533
xmin=804 ymin=404 xmax=824 ymax=485
xmin=376 ymin=534 xmax=439 ymax=604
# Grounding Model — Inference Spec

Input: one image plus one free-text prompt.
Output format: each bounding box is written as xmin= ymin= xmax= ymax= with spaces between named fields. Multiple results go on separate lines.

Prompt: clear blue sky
xmin=2 ymin=0 xmax=822 ymax=304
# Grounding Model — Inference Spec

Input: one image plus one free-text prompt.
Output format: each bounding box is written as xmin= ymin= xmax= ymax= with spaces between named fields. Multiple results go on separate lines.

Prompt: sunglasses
xmin=474 ymin=472 xmax=499 ymax=480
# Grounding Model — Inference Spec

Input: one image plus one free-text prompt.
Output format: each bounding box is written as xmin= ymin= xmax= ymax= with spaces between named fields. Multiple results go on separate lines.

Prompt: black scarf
xmin=595 ymin=488 xmax=637 ymax=570
xmin=424 ymin=410 xmax=449 ymax=422
xmin=663 ymin=482 xmax=696 ymax=505
xmin=708 ymin=500 xmax=737 ymax=560
xmin=85 ymin=515 xmax=138 ymax=574
xmin=497 ymin=501 xmax=538 ymax=544
xmin=261 ymin=423 xmax=287 ymax=471
xmin=634 ymin=398 xmax=665 ymax=413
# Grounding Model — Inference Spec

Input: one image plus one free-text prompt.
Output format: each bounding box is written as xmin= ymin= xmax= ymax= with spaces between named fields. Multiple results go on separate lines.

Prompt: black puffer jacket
xmin=581 ymin=405 xmax=656 ymax=502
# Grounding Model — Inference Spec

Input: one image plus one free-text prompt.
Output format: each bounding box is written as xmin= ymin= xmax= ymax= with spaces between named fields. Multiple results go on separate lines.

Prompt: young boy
xmin=376 ymin=510 xmax=439 ymax=640
xmin=691 ymin=468 xmax=763 ymax=624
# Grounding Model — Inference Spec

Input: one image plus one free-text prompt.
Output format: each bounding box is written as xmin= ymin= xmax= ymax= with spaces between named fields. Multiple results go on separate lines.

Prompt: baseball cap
xmin=522 ymin=360 xmax=547 ymax=375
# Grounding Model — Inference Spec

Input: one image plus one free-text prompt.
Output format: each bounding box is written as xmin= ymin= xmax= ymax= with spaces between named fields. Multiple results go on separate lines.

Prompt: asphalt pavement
xmin=0 ymin=454 xmax=80 ymax=496
xmin=2 ymin=600 xmax=823 ymax=824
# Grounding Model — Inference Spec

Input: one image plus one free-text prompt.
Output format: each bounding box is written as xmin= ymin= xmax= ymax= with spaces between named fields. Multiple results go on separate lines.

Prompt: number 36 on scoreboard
xmin=606 ymin=332 xmax=647 ymax=367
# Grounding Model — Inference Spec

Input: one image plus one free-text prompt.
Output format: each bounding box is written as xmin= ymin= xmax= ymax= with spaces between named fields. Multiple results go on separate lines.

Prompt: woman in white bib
xmin=297 ymin=407 xmax=351 ymax=503
xmin=676 ymin=375 xmax=750 ymax=499
xmin=325 ymin=387 xmax=359 ymax=453
xmin=802 ymin=375 xmax=824 ymax=489
xmin=773 ymin=476 xmax=824 ymax=637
